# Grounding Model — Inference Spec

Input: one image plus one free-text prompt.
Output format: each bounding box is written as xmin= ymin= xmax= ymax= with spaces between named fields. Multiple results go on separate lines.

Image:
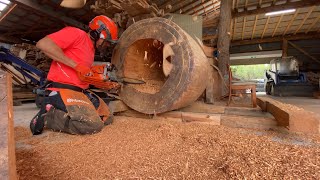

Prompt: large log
xmin=112 ymin=17 xmax=210 ymax=114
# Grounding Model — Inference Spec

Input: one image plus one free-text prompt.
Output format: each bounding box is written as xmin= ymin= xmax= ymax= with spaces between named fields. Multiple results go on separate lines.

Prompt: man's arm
xmin=36 ymin=36 xmax=77 ymax=68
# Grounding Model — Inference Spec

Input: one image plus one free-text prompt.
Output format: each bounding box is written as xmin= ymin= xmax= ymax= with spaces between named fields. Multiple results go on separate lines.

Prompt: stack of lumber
xmin=120 ymin=0 xmax=163 ymax=17
xmin=10 ymin=44 xmax=51 ymax=72
xmin=91 ymin=0 xmax=164 ymax=25
xmin=91 ymin=0 xmax=123 ymax=17
xmin=306 ymin=71 xmax=320 ymax=86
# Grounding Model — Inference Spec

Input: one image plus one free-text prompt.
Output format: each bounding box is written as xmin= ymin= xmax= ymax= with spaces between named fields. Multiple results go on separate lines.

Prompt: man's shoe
xmin=104 ymin=115 xmax=114 ymax=125
xmin=30 ymin=111 xmax=45 ymax=135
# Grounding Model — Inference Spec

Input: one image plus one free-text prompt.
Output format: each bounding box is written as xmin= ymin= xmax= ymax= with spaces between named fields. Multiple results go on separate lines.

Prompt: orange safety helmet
xmin=89 ymin=15 xmax=118 ymax=43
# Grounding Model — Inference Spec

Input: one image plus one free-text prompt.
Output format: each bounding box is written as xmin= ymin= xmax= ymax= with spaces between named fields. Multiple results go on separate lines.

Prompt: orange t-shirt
xmin=47 ymin=27 xmax=95 ymax=89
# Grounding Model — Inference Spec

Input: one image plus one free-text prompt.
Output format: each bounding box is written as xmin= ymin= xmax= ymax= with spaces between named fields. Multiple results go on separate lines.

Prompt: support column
xmin=282 ymin=38 xmax=288 ymax=58
xmin=0 ymin=71 xmax=17 ymax=180
xmin=217 ymin=0 xmax=232 ymax=96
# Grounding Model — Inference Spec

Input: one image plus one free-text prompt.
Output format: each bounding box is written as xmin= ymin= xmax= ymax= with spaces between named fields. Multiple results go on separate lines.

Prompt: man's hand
xmin=75 ymin=64 xmax=91 ymax=76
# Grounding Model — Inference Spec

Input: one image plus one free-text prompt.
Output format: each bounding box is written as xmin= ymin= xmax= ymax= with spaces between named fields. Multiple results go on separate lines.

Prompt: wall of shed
xmin=230 ymin=39 xmax=320 ymax=71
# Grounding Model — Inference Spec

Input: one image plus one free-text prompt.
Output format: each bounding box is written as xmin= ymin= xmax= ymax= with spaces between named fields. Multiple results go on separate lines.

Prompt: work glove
xmin=74 ymin=64 xmax=91 ymax=76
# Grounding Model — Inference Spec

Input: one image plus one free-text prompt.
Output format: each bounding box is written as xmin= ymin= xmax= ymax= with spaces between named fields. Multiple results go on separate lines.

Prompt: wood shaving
xmin=15 ymin=116 xmax=320 ymax=179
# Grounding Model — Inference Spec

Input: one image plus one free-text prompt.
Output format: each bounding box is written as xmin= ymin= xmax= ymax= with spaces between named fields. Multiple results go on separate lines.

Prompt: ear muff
xmin=89 ymin=30 xmax=99 ymax=41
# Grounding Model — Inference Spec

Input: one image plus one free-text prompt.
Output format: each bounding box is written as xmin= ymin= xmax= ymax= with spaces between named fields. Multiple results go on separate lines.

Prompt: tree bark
xmin=217 ymin=0 xmax=232 ymax=96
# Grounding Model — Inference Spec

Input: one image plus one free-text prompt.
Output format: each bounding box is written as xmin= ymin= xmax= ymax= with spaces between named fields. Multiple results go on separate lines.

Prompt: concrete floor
xmin=13 ymin=94 xmax=320 ymax=126
xmin=13 ymin=103 xmax=38 ymax=127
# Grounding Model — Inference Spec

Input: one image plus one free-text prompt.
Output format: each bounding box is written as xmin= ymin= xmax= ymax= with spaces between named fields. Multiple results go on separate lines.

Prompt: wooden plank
xmin=272 ymin=14 xmax=283 ymax=37
xmin=283 ymin=9 xmax=299 ymax=36
xmin=232 ymin=18 xmax=237 ymax=41
xmin=294 ymin=6 xmax=315 ymax=34
xmin=242 ymin=17 xmax=246 ymax=40
xmin=306 ymin=15 xmax=320 ymax=34
xmin=257 ymin=97 xmax=320 ymax=134
xmin=251 ymin=15 xmax=258 ymax=39
xmin=0 ymin=71 xmax=17 ymax=180
xmin=233 ymin=0 xmax=320 ymax=18
xmin=288 ymin=40 xmax=320 ymax=64
xmin=14 ymin=0 xmax=87 ymax=29
xmin=261 ymin=16 xmax=270 ymax=39
xmin=0 ymin=3 xmax=17 ymax=23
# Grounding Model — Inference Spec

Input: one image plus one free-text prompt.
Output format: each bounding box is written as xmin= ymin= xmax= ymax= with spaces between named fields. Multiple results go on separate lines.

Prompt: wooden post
xmin=217 ymin=0 xmax=232 ymax=96
xmin=0 ymin=70 xmax=17 ymax=180
xmin=282 ymin=38 xmax=288 ymax=58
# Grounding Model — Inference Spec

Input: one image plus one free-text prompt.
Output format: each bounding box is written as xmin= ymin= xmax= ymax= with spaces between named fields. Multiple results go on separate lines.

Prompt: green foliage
xmin=231 ymin=64 xmax=270 ymax=80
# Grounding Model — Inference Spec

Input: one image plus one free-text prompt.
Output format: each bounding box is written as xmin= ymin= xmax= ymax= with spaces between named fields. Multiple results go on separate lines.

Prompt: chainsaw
xmin=78 ymin=63 xmax=145 ymax=90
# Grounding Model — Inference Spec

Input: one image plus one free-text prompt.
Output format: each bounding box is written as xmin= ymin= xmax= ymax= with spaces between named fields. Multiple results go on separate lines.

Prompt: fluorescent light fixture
xmin=265 ymin=9 xmax=296 ymax=16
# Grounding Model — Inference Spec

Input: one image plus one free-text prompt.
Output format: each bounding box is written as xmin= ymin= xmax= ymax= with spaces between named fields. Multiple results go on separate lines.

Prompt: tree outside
xmin=231 ymin=64 xmax=270 ymax=81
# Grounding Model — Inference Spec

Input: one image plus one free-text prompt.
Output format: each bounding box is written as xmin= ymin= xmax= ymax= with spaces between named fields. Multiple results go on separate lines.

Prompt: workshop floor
xmin=14 ymin=103 xmax=320 ymax=179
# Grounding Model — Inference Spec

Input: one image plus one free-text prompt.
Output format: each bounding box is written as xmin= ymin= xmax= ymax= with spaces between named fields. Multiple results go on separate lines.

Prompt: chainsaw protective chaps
xmin=45 ymin=89 xmax=107 ymax=135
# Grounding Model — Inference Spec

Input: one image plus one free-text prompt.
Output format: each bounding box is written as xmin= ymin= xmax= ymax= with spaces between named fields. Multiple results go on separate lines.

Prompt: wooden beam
xmin=0 ymin=71 xmax=17 ymax=180
xmin=306 ymin=16 xmax=320 ymax=34
xmin=233 ymin=0 xmax=320 ymax=18
xmin=232 ymin=18 xmax=237 ymax=41
xmin=282 ymin=38 xmax=288 ymax=57
xmin=283 ymin=9 xmax=299 ymax=36
xmin=230 ymin=18 xmax=234 ymax=40
xmin=184 ymin=0 xmax=211 ymax=15
xmin=189 ymin=1 xmax=214 ymax=15
xmin=12 ymin=0 xmax=87 ymax=29
xmin=232 ymin=32 xmax=320 ymax=46
xmin=288 ymin=40 xmax=320 ymax=64
xmin=0 ymin=35 xmax=24 ymax=44
xmin=261 ymin=16 xmax=270 ymax=39
xmin=251 ymin=15 xmax=258 ymax=39
xmin=242 ymin=17 xmax=246 ymax=40
xmin=217 ymin=0 xmax=232 ymax=96
xmin=203 ymin=34 xmax=218 ymax=40
xmin=257 ymin=97 xmax=320 ymax=134
xmin=159 ymin=0 xmax=171 ymax=8
xmin=173 ymin=0 xmax=198 ymax=13
xmin=272 ymin=14 xmax=284 ymax=37
xmin=3 ymin=28 xmax=60 ymax=36
xmin=0 ymin=3 xmax=17 ymax=23
xmin=294 ymin=6 xmax=315 ymax=34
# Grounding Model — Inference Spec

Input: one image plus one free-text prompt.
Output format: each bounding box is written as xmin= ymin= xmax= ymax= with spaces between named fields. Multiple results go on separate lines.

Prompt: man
xmin=30 ymin=15 xmax=119 ymax=135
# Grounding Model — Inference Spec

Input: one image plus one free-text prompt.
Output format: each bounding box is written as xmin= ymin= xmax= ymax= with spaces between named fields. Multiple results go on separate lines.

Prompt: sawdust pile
xmin=15 ymin=117 xmax=320 ymax=179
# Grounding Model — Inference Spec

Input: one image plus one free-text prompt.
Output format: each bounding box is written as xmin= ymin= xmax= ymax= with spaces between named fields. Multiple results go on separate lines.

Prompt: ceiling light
xmin=265 ymin=9 xmax=296 ymax=16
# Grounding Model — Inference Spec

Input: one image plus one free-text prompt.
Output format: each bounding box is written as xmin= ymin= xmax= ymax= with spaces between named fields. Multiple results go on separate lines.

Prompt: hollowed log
xmin=112 ymin=17 xmax=210 ymax=114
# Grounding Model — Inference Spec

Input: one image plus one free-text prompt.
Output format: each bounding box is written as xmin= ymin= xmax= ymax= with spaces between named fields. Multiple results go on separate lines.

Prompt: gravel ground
xmin=15 ymin=115 xmax=320 ymax=179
